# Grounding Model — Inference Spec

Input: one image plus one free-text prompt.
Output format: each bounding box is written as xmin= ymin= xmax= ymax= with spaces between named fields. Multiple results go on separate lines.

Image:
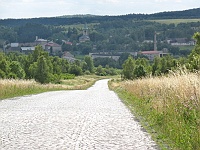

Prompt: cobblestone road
xmin=0 ymin=79 xmax=158 ymax=150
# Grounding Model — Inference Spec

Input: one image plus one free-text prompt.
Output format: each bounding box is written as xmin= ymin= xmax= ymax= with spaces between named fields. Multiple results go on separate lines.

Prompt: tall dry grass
xmin=0 ymin=75 xmax=105 ymax=100
xmin=0 ymin=79 xmax=65 ymax=100
xmin=123 ymin=69 xmax=200 ymax=112
xmin=118 ymin=69 xmax=200 ymax=149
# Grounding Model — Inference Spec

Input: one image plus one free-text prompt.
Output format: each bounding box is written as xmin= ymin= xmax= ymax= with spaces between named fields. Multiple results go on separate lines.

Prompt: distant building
xmin=45 ymin=41 xmax=62 ymax=55
xmin=168 ymin=38 xmax=196 ymax=46
xmin=89 ymin=53 xmax=120 ymax=61
xmin=6 ymin=43 xmax=21 ymax=53
xmin=62 ymin=51 xmax=76 ymax=62
xmin=139 ymin=51 xmax=168 ymax=61
xmin=35 ymin=36 xmax=48 ymax=44
xmin=35 ymin=36 xmax=48 ymax=49
xmin=140 ymin=32 xmax=168 ymax=61
xmin=89 ymin=51 xmax=138 ymax=61
xmin=79 ymin=23 xmax=90 ymax=43
xmin=11 ymin=43 xmax=19 ymax=47
xmin=21 ymin=47 xmax=35 ymax=54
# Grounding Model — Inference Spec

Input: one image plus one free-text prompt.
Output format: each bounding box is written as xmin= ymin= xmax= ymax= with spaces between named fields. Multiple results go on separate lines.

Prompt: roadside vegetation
xmin=109 ymin=69 xmax=200 ymax=150
xmin=108 ymin=32 xmax=200 ymax=149
xmin=0 ymin=75 xmax=107 ymax=100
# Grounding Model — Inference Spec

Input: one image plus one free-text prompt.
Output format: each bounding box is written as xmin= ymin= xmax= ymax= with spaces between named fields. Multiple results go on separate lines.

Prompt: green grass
xmin=149 ymin=19 xmax=200 ymax=25
xmin=60 ymin=23 xmax=99 ymax=30
xmin=74 ymin=55 xmax=85 ymax=60
xmin=178 ymin=45 xmax=194 ymax=51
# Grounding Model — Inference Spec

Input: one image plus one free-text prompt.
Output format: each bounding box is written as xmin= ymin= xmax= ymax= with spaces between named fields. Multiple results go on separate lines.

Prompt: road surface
xmin=0 ymin=79 xmax=158 ymax=150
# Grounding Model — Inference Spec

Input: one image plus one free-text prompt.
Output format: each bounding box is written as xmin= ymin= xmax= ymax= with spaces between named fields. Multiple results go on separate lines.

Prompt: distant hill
xmin=0 ymin=8 xmax=200 ymax=27
xmin=148 ymin=7 xmax=200 ymax=19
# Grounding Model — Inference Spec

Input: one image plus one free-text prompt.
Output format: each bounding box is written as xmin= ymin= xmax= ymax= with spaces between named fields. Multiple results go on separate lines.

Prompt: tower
xmin=83 ymin=23 xmax=88 ymax=36
xmin=154 ymin=31 xmax=157 ymax=51
xmin=79 ymin=23 xmax=90 ymax=43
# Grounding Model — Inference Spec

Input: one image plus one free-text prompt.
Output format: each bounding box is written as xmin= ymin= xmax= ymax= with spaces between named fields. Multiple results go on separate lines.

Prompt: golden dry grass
xmin=121 ymin=70 xmax=200 ymax=112
xmin=109 ymin=69 xmax=200 ymax=149
xmin=0 ymin=75 xmax=106 ymax=100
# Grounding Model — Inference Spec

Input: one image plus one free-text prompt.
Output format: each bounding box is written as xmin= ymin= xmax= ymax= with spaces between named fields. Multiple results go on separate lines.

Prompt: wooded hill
xmin=0 ymin=8 xmax=200 ymax=26
xmin=0 ymin=7 xmax=200 ymax=60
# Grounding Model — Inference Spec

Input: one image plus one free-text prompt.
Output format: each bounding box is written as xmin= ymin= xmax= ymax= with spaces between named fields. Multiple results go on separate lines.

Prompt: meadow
xmin=0 ymin=75 xmax=105 ymax=100
xmin=109 ymin=69 xmax=200 ymax=150
xmin=150 ymin=18 xmax=200 ymax=25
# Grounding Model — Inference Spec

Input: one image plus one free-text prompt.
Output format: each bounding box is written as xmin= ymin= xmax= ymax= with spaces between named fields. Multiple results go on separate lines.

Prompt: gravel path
xmin=0 ymin=79 xmax=158 ymax=150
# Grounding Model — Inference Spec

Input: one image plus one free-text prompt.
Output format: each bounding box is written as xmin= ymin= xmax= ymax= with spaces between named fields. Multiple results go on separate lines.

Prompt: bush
xmin=61 ymin=73 xmax=75 ymax=80
xmin=69 ymin=64 xmax=82 ymax=76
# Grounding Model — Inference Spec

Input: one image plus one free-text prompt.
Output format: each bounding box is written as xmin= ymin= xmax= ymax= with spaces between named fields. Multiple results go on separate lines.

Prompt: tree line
xmin=0 ymin=45 xmax=119 ymax=84
xmin=122 ymin=32 xmax=200 ymax=80
xmin=1 ymin=32 xmax=200 ymax=83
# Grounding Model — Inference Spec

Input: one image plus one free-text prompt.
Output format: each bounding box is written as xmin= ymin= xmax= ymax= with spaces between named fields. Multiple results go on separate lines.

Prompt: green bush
xmin=61 ymin=73 xmax=75 ymax=80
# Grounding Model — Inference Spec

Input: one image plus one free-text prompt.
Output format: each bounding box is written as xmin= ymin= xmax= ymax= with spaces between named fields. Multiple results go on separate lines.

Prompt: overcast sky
xmin=0 ymin=0 xmax=200 ymax=19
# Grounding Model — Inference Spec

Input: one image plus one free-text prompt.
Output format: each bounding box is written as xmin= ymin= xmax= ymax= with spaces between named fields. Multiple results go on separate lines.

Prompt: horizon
xmin=0 ymin=0 xmax=200 ymax=19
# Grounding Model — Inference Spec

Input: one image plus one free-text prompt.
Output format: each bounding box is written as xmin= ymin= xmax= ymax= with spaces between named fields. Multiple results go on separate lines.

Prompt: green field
xmin=60 ymin=23 xmax=99 ymax=29
xmin=150 ymin=19 xmax=200 ymax=25
xmin=178 ymin=45 xmax=194 ymax=51
xmin=74 ymin=55 xmax=85 ymax=60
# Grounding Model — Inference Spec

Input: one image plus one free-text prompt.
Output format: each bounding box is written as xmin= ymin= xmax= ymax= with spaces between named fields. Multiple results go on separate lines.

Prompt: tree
xmin=69 ymin=64 xmax=82 ymax=76
xmin=84 ymin=56 xmax=94 ymax=73
xmin=193 ymin=32 xmax=200 ymax=45
xmin=77 ymin=42 xmax=92 ymax=55
xmin=32 ymin=45 xmax=48 ymax=62
xmin=35 ymin=55 xmax=51 ymax=84
xmin=152 ymin=57 xmax=161 ymax=76
xmin=134 ymin=65 xmax=146 ymax=78
xmin=10 ymin=61 xmax=25 ymax=79
xmin=0 ymin=59 xmax=10 ymax=76
xmin=95 ymin=65 xmax=106 ymax=76
xmin=122 ymin=56 xmax=135 ymax=80
xmin=188 ymin=32 xmax=200 ymax=70
xmin=62 ymin=43 xmax=73 ymax=52
xmin=52 ymin=56 xmax=62 ymax=75
xmin=118 ymin=53 xmax=130 ymax=68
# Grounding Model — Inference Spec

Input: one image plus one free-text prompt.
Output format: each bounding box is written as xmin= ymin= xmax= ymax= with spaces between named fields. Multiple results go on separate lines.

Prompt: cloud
xmin=0 ymin=0 xmax=199 ymax=19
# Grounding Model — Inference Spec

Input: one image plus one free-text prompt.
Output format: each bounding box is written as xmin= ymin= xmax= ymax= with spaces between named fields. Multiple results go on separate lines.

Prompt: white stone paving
xmin=0 ymin=79 xmax=158 ymax=150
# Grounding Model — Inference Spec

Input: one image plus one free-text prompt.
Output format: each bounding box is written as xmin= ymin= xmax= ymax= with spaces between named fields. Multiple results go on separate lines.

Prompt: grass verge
xmin=0 ymin=75 xmax=107 ymax=100
xmin=109 ymin=70 xmax=200 ymax=150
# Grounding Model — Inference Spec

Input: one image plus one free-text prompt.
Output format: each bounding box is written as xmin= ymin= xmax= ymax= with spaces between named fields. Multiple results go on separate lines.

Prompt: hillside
xmin=0 ymin=8 xmax=200 ymax=27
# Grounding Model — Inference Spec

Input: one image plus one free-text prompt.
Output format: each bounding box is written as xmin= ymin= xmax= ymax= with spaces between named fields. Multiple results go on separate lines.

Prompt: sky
xmin=0 ymin=0 xmax=200 ymax=19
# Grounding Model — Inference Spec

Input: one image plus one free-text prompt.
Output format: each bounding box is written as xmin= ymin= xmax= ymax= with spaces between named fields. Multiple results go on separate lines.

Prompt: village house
xmin=62 ymin=51 xmax=76 ymax=62
xmin=6 ymin=43 xmax=21 ymax=53
xmin=45 ymin=41 xmax=62 ymax=55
